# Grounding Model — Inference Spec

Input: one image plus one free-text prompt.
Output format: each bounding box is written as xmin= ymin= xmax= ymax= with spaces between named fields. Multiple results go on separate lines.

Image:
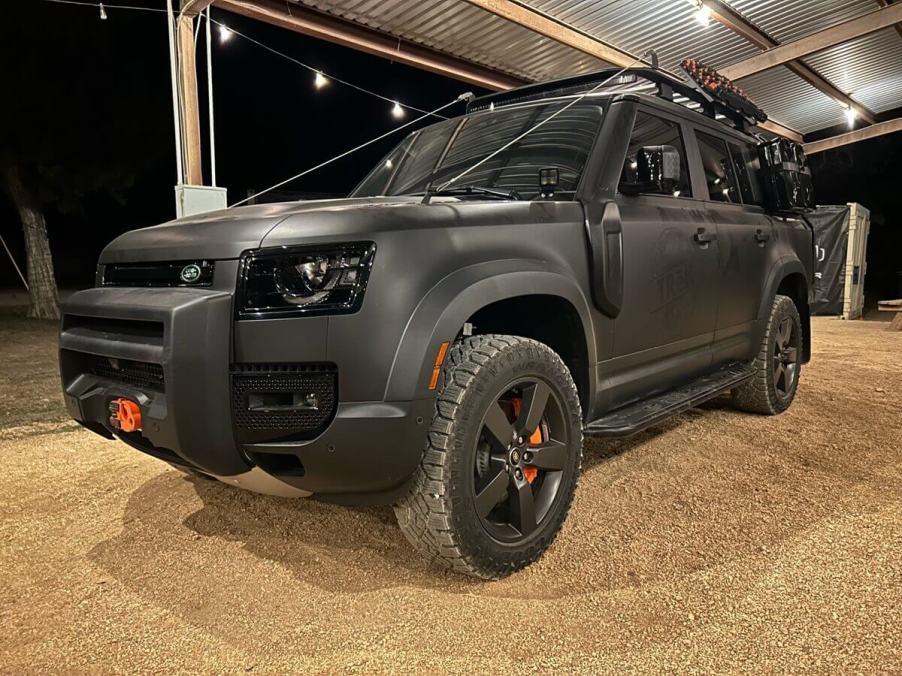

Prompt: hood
xmin=98 ymin=196 xmax=437 ymax=263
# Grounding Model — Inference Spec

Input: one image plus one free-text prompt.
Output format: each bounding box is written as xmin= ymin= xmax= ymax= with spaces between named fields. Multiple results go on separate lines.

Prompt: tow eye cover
xmin=109 ymin=398 xmax=142 ymax=433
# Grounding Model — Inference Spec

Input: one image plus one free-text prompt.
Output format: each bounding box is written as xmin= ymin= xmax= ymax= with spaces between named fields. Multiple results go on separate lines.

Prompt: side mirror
xmin=538 ymin=167 xmax=560 ymax=198
xmin=621 ymin=145 xmax=681 ymax=195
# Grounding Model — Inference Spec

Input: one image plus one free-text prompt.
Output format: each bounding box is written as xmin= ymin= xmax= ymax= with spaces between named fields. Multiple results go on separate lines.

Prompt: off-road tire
xmin=394 ymin=335 xmax=583 ymax=579
xmin=732 ymin=294 xmax=802 ymax=415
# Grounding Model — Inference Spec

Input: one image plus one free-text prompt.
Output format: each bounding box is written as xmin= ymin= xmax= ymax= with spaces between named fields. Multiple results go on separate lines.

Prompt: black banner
xmin=807 ymin=205 xmax=849 ymax=316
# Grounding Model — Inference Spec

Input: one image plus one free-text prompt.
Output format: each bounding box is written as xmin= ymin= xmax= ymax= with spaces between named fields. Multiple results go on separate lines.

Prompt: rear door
xmin=694 ymin=130 xmax=774 ymax=363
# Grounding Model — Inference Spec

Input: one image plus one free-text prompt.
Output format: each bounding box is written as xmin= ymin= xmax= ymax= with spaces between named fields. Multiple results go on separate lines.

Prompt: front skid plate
xmin=210 ymin=467 xmax=313 ymax=498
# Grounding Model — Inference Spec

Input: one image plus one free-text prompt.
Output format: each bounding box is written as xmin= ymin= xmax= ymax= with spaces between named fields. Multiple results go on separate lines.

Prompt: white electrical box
xmin=174 ymin=184 xmax=228 ymax=219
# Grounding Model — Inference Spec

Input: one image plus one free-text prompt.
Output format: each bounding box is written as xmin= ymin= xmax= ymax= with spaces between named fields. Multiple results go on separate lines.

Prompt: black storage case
xmin=758 ymin=139 xmax=814 ymax=214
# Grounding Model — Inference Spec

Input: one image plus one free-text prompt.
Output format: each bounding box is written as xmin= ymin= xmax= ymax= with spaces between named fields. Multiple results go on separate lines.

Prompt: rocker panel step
xmin=584 ymin=362 xmax=755 ymax=439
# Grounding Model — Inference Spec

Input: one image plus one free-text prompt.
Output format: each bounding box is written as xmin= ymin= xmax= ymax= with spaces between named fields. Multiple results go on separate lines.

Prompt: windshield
xmin=351 ymin=101 xmax=604 ymax=200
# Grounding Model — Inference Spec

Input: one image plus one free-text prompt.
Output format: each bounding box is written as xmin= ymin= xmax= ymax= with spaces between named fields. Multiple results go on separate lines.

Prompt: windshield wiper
xmin=418 ymin=184 xmax=520 ymax=204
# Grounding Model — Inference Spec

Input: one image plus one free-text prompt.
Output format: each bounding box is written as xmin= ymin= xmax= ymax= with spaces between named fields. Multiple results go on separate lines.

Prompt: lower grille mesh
xmin=83 ymin=353 xmax=165 ymax=392
xmin=231 ymin=364 xmax=337 ymax=443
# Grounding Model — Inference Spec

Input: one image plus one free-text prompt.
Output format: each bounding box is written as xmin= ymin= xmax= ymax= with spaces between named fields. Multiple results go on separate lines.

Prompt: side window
xmin=728 ymin=142 xmax=765 ymax=206
xmin=695 ymin=131 xmax=740 ymax=203
xmin=621 ymin=111 xmax=692 ymax=197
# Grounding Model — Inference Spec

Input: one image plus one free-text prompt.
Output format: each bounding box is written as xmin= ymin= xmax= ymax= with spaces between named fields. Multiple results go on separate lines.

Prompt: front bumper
xmin=59 ymin=286 xmax=430 ymax=502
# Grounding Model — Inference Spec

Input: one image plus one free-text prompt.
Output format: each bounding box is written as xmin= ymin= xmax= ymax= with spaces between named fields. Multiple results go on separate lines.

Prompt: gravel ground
xmin=0 ymin=315 xmax=900 ymax=673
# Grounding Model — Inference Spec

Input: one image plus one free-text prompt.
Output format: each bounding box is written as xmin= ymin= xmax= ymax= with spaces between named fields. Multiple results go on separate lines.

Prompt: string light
xmin=314 ymin=71 xmax=329 ymax=89
xmin=385 ymin=159 xmax=394 ymax=169
xmin=37 ymin=0 xmax=447 ymax=121
xmin=844 ymin=106 xmax=857 ymax=127
xmin=694 ymin=2 xmax=711 ymax=27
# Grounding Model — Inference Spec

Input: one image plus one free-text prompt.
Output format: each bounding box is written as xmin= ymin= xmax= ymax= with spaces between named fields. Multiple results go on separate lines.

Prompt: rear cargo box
xmin=808 ymin=202 xmax=871 ymax=319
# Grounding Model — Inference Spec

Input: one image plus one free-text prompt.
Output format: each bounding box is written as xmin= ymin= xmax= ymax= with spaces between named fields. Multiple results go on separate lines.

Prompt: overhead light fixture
xmin=99 ymin=2 xmax=107 ymax=19
xmin=392 ymin=101 xmax=405 ymax=119
xmin=845 ymin=106 xmax=857 ymax=127
xmin=695 ymin=2 xmax=711 ymax=27
xmin=219 ymin=25 xmax=233 ymax=43
xmin=385 ymin=159 xmax=393 ymax=169
xmin=314 ymin=71 xmax=328 ymax=90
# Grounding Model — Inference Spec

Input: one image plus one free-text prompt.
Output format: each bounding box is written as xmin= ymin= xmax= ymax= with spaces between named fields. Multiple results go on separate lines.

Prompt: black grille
xmin=83 ymin=353 xmax=165 ymax=392
xmin=102 ymin=260 xmax=214 ymax=287
xmin=231 ymin=364 xmax=337 ymax=443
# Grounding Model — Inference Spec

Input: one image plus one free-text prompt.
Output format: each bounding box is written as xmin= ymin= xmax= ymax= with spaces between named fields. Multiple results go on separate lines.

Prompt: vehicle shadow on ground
xmin=86 ymin=394 xmax=859 ymax=603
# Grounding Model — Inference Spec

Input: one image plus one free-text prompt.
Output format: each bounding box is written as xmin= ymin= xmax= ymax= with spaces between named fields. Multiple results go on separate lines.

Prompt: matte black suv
xmin=59 ymin=67 xmax=813 ymax=579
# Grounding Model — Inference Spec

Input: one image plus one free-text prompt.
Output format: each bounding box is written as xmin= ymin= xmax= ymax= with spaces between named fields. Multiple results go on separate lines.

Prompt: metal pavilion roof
xmin=276 ymin=0 xmax=902 ymax=139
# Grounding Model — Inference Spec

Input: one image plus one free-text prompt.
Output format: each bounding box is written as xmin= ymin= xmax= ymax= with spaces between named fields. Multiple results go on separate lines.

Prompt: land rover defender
xmin=59 ymin=65 xmax=814 ymax=578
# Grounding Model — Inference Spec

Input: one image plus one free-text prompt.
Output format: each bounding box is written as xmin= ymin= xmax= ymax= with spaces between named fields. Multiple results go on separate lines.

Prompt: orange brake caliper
xmin=513 ymin=398 xmax=542 ymax=484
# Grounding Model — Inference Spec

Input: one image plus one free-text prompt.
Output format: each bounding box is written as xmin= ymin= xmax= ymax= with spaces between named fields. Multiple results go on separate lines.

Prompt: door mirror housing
xmin=621 ymin=145 xmax=681 ymax=195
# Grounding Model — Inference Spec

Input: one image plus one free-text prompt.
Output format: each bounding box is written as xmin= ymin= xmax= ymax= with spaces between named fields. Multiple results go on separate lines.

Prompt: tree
xmin=2 ymin=3 xmax=169 ymax=319
xmin=2 ymin=166 xmax=59 ymax=318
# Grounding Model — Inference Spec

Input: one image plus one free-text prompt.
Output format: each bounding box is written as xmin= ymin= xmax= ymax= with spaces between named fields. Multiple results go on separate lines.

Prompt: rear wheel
xmin=394 ymin=335 xmax=582 ymax=579
xmin=732 ymin=294 xmax=802 ymax=415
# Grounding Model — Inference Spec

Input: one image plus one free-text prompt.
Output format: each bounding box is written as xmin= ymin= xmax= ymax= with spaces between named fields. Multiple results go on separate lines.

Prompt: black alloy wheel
xmin=772 ymin=315 xmax=800 ymax=399
xmin=473 ymin=378 xmax=568 ymax=542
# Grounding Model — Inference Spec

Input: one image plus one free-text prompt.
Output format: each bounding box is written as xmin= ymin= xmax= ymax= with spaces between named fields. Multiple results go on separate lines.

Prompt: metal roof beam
xmin=461 ymin=0 xmax=643 ymax=68
xmin=875 ymin=0 xmax=902 ymax=41
xmin=721 ymin=3 xmax=902 ymax=80
xmin=212 ymin=0 xmax=528 ymax=91
xmin=757 ymin=118 xmax=803 ymax=143
xmin=804 ymin=116 xmax=902 ymax=153
xmin=180 ymin=0 xmax=214 ymax=16
xmin=703 ymin=0 xmax=877 ymax=124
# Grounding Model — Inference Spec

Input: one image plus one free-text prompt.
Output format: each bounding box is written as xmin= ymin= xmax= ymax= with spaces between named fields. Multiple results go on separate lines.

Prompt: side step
xmin=584 ymin=362 xmax=755 ymax=439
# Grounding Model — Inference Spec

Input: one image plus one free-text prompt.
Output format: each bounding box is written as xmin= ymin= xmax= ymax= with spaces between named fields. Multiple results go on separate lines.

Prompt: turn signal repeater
xmin=109 ymin=398 xmax=142 ymax=433
xmin=428 ymin=341 xmax=450 ymax=390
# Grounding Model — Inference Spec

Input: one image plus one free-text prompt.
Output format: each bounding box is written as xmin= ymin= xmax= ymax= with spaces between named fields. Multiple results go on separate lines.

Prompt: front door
xmin=602 ymin=110 xmax=721 ymax=407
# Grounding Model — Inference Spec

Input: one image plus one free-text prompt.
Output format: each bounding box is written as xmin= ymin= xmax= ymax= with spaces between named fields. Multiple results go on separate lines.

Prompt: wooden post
xmin=177 ymin=12 xmax=203 ymax=185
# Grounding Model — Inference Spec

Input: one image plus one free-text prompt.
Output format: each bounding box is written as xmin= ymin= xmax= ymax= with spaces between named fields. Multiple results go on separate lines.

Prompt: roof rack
xmin=468 ymin=64 xmax=767 ymax=135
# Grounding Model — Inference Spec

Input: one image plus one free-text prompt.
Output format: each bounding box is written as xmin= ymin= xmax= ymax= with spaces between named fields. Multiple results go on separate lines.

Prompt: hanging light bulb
xmin=314 ymin=71 xmax=328 ymax=90
xmin=845 ymin=106 xmax=857 ymax=127
xmin=99 ymin=2 xmax=107 ymax=19
xmin=695 ymin=2 xmax=711 ymax=27
xmin=218 ymin=25 xmax=233 ymax=43
xmin=391 ymin=101 xmax=405 ymax=119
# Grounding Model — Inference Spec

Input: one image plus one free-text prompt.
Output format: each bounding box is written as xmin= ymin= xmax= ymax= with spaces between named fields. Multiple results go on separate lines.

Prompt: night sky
xmin=2 ymin=0 xmax=901 ymax=299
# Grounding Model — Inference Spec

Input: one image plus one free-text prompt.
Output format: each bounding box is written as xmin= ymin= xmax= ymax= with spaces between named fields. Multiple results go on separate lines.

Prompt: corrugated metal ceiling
xmin=295 ymin=0 xmax=611 ymax=82
xmin=293 ymin=0 xmax=902 ymax=136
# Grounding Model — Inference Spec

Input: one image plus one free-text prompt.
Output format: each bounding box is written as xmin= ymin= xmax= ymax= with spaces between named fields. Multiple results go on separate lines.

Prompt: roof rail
xmin=468 ymin=65 xmax=766 ymax=134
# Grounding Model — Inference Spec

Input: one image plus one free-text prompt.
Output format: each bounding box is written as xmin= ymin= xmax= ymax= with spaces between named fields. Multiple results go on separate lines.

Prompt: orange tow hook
xmin=109 ymin=398 xmax=142 ymax=433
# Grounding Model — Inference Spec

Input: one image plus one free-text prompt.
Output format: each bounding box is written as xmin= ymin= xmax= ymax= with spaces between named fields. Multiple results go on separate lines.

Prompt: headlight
xmin=237 ymin=242 xmax=375 ymax=318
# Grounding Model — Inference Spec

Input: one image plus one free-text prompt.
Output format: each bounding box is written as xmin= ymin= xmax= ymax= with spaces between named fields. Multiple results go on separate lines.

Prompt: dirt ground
xmin=1 ymin=315 xmax=900 ymax=673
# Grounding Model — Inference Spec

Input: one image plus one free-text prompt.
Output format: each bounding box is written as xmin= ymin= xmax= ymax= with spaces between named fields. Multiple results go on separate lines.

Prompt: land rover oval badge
xmin=179 ymin=264 xmax=202 ymax=283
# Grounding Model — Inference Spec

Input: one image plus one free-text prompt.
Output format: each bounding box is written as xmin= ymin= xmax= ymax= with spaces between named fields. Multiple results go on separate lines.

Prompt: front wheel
xmin=394 ymin=335 xmax=583 ymax=579
xmin=732 ymin=294 xmax=803 ymax=415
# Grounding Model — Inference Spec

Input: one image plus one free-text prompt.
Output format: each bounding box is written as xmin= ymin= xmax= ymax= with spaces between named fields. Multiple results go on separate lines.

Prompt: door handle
xmin=693 ymin=227 xmax=717 ymax=245
xmin=755 ymin=228 xmax=771 ymax=244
